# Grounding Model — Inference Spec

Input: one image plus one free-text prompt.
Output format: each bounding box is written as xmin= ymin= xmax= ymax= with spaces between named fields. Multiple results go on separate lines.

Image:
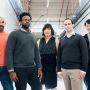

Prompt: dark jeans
xmin=84 ymin=67 xmax=90 ymax=90
xmin=0 ymin=66 xmax=13 ymax=90
xmin=15 ymin=67 xmax=42 ymax=90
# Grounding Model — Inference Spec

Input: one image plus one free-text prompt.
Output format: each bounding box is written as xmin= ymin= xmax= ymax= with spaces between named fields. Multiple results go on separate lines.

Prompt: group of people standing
xmin=0 ymin=12 xmax=90 ymax=90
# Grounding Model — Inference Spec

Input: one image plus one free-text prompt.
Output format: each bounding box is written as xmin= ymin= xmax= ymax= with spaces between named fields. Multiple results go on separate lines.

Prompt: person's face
xmin=64 ymin=19 xmax=74 ymax=33
xmin=0 ymin=17 xmax=6 ymax=32
xmin=44 ymin=28 xmax=52 ymax=37
xmin=85 ymin=23 xmax=90 ymax=33
xmin=20 ymin=16 xmax=31 ymax=29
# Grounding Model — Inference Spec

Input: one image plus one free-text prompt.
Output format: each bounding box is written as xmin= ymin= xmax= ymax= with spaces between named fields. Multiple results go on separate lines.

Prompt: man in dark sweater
xmin=6 ymin=12 xmax=42 ymax=90
xmin=57 ymin=18 xmax=88 ymax=90
xmin=84 ymin=19 xmax=90 ymax=90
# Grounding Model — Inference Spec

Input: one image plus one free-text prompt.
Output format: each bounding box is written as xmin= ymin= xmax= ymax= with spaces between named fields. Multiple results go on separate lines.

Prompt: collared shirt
xmin=20 ymin=26 xmax=31 ymax=33
xmin=65 ymin=31 xmax=75 ymax=38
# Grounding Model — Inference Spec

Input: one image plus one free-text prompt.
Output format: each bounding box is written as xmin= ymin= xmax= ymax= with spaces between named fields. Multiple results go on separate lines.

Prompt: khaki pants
xmin=61 ymin=68 xmax=83 ymax=90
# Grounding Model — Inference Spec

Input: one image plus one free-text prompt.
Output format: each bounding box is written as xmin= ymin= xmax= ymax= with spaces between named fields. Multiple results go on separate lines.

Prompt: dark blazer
xmin=84 ymin=34 xmax=90 ymax=48
xmin=84 ymin=34 xmax=90 ymax=64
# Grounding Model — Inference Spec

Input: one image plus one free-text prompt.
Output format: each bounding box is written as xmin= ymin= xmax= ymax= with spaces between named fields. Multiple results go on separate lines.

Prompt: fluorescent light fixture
xmin=46 ymin=0 xmax=50 ymax=22
xmin=47 ymin=0 xmax=50 ymax=8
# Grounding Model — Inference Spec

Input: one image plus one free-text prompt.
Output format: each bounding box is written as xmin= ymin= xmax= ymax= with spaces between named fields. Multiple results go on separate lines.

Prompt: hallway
xmin=0 ymin=0 xmax=89 ymax=90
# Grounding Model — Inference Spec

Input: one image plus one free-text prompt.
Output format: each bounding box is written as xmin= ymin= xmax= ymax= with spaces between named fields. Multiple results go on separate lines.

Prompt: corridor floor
xmin=0 ymin=79 xmax=86 ymax=90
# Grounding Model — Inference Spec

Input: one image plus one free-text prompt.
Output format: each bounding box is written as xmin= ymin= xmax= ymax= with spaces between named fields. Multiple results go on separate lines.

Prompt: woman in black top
xmin=37 ymin=24 xmax=59 ymax=90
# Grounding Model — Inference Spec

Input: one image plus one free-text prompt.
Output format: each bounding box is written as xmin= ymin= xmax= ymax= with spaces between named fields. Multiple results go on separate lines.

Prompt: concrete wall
xmin=0 ymin=0 xmax=19 ymax=33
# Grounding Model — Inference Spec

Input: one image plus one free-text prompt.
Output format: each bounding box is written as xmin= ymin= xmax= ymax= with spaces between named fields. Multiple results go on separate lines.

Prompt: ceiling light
xmin=47 ymin=0 xmax=50 ymax=8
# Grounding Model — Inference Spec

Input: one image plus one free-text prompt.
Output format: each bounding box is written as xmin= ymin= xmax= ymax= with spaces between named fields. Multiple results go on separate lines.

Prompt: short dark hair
xmin=64 ymin=18 xmax=74 ymax=24
xmin=42 ymin=23 xmax=54 ymax=36
xmin=84 ymin=19 xmax=90 ymax=26
xmin=19 ymin=12 xmax=32 ymax=21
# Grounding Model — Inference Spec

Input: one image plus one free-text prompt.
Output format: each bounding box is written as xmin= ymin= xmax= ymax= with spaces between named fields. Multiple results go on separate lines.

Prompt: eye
xmin=65 ymin=24 xmax=67 ymax=26
xmin=2 ymin=21 xmax=4 ymax=23
xmin=0 ymin=21 xmax=4 ymax=23
xmin=68 ymin=23 xmax=71 ymax=25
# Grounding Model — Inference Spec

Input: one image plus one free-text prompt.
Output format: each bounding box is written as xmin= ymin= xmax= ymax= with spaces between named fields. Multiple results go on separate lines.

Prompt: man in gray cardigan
xmin=6 ymin=12 xmax=42 ymax=90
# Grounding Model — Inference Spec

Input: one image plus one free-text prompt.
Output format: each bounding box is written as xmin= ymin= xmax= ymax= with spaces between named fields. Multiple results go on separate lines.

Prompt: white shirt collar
xmin=20 ymin=26 xmax=31 ymax=33
xmin=65 ymin=31 xmax=75 ymax=38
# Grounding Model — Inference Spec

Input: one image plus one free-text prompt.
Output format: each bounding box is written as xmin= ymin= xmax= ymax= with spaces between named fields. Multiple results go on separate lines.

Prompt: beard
xmin=0 ymin=25 xmax=4 ymax=32
xmin=22 ymin=24 xmax=30 ymax=29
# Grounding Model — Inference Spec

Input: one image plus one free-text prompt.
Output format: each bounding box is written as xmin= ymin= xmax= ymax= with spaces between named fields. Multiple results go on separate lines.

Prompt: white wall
xmin=74 ymin=8 xmax=90 ymax=36
xmin=0 ymin=0 xmax=19 ymax=33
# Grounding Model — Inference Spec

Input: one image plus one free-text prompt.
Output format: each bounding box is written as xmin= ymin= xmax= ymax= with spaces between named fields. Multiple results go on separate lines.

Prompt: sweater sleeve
xmin=79 ymin=36 xmax=89 ymax=72
xmin=34 ymin=41 xmax=42 ymax=69
xmin=57 ymin=42 xmax=62 ymax=72
xmin=6 ymin=32 xmax=16 ymax=71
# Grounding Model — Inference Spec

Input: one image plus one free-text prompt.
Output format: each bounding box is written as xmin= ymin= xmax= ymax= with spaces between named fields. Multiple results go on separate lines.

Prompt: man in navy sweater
xmin=57 ymin=18 xmax=88 ymax=90
xmin=6 ymin=12 xmax=42 ymax=90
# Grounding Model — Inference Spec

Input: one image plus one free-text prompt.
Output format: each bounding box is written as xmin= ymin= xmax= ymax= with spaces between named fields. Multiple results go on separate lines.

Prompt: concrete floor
xmin=0 ymin=79 xmax=86 ymax=90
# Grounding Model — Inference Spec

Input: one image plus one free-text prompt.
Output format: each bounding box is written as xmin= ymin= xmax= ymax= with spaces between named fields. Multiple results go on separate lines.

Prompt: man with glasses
xmin=6 ymin=12 xmax=42 ymax=90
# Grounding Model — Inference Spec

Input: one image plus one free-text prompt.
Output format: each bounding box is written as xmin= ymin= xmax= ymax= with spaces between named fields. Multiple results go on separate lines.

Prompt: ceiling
xmin=21 ymin=0 xmax=80 ymax=34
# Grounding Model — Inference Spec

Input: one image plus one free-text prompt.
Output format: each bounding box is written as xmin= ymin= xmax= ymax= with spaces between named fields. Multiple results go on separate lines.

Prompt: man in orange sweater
xmin=0 ymin=16 xmax=13 ymax=90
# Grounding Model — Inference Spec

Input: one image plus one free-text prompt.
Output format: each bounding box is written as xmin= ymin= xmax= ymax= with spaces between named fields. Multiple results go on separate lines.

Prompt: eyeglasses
xmin=22 ymin=19 xmax=31 ymax=22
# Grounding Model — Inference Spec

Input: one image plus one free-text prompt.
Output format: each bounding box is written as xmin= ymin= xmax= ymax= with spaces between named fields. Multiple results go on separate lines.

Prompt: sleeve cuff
xmin=8 ymin=69 xmax=14 ymax=72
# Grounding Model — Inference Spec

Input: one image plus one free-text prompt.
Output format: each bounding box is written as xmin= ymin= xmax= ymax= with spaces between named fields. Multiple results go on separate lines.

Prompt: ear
xmin=19 ymin=22 xmax=21 ymax=25
xmin=4 ymin=21 xmax=6 ymax=25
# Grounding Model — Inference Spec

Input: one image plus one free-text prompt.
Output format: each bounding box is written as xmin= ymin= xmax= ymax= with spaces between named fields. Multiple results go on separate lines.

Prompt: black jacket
xmin=84 ymin=34 xmax=90 ymax=64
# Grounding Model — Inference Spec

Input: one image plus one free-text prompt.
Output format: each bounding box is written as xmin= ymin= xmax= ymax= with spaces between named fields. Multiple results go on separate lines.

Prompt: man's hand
xmin=79 ymin=70 xmax=86 ymax=79
xmin=9 ymin=71 xmax=19 ymax=82
xmin=57 ymin=72 xmax=63 ymax=79
xmin=38 ymin=68 xmax=42 ymax=81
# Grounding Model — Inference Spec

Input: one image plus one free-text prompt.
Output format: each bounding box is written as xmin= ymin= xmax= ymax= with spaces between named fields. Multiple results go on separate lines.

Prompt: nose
xmin=26 ymin=21 xmax=30 ymax=23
